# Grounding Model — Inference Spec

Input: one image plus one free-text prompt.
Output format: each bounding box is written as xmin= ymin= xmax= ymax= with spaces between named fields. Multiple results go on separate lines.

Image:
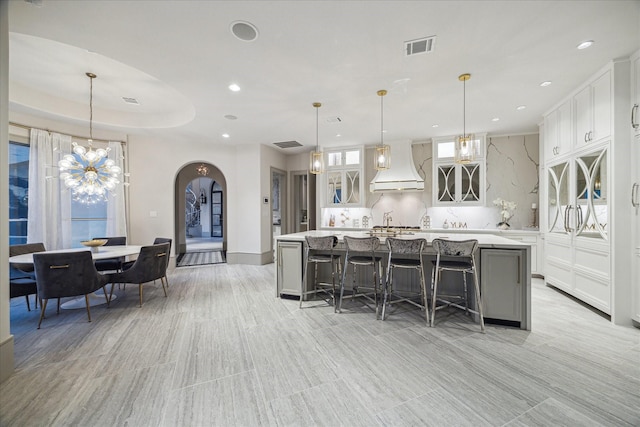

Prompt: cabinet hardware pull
xmin=564 ymin=205 xmax=573 ymax=232
xmin=584 ymin=132 xmax=588 ymax=143
xmin=633 ymin=183 xmax=639 ymax=208
xmin=576 ymin=205 xmax=583 ymax=230
xmin=632 ymin=104 xmax=639 ymax=130
xmin=517 ymin=255 xmax=521 ymax=284
xmin=589 ymin=131 xmax=593 ymax=141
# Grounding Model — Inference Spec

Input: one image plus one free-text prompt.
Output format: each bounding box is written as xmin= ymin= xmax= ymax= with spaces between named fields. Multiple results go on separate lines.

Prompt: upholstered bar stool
xmin=430 ymin=238 xmax=485 ymax=332
xmin=339 ymin=236 xmax=383 ymax=315
xmin=382 ymin=237 xmax=428 ymax=323
xmin=300 ymin=235 xmax=342 ymax=311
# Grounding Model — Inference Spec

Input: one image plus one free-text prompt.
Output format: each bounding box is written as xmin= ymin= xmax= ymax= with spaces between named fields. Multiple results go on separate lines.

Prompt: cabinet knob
xmin=632 ymin=104 xmax=639 ymax=130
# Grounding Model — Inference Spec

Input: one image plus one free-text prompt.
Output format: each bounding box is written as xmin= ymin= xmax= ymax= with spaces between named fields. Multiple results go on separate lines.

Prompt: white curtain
xmin=27 ymin=129 xmax=72 ymax=250
xmin=105 ymin=141 xmax=127 ymax=237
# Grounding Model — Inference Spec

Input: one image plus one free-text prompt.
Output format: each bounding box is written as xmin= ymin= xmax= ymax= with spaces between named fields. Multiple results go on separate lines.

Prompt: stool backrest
xmin=432 ymin=239 xmax=478 ymax=258
xmin=387 ymin=237 xmax=426 ymax=256
xmin=305 ymin=235 xmax=338 ymax=251
xmin=343 ymin=236 xmax=380 ymax=253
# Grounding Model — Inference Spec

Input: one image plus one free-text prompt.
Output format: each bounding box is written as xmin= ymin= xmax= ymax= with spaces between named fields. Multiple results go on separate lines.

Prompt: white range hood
xmin=369 ymin=139 xmax=425 ymax=192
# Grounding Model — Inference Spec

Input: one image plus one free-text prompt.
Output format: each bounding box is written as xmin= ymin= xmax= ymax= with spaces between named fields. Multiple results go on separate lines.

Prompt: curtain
xmin=27 ymin=129 xmax=72 ymax=250
xmin=105 ymin=141 xmax=127 ymax=237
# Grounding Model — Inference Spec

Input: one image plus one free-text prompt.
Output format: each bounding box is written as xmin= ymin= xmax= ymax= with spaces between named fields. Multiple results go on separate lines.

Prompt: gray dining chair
xmin=10 ymin=243 xmax=46 ymax=311
xmin=93 ymin=236 xmax=127 ymax=273
xmin=33 ymin=251 xmax=111 ymax=329
xmin=339 ymin=236 xmax=383 ymax=315
xmin=108 ymin=243 xmax=170 ymax=307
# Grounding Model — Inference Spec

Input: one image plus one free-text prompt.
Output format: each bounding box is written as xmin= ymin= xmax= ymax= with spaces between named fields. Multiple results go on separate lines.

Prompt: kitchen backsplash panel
xmin=321 ymin=134 xmax=539 ymax=230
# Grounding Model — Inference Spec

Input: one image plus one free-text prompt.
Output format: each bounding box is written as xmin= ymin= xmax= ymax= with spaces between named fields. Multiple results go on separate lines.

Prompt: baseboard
xmin=226 ymin=251 xmax=273 ymax=265
xmin=0 ymin=334 xmax=14 ymax=384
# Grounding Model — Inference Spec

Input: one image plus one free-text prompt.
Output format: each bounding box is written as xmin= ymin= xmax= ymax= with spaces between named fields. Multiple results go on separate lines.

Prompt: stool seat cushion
xmin=308 ymin=253 xmax=341 ymax=262
xmin=390 ymin=258 xmax=421 ymax=267
xmin=432 ymin=259 xmax=473 ymax=270
xmin=348 ymin=255 xmax=382 ymax=265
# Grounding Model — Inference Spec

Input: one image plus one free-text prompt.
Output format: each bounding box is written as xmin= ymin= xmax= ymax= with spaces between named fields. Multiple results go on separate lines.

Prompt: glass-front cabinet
xmin=546 ymin=147 xmax=608 ymax=240
xmin=325 ymin=146 xmax=363 ymax=207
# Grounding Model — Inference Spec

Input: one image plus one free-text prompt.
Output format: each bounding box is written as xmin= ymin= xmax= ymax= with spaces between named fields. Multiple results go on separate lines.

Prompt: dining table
xmin=9 ymin=245 xmax=142 ymax=309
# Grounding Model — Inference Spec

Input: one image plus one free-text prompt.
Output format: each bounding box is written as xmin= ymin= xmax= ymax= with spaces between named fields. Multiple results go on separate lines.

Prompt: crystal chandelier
xmin=375 ymin=89 xmax=390 ymax=170
xmin=58 ymin=72 xmax=121 ymax=203
xmin=455 ymin=73 xmax=477 ymax=164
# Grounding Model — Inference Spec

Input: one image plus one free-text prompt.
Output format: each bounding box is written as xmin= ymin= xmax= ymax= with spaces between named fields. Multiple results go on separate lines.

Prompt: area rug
xmin=177 ymin=250 xmax=225 ymax=267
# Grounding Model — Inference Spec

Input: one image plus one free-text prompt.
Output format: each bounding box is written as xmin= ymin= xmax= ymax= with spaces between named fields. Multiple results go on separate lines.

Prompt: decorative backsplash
xmin=321 ymin=134 xmax=540 ymax=230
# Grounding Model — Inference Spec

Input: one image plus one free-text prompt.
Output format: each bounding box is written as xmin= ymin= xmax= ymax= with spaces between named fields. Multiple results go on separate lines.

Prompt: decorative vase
xmin=497 ymin=221 xmax=510 ymax=230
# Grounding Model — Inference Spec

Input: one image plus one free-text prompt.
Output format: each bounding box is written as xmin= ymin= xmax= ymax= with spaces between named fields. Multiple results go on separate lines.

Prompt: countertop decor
xmin=494 ymin=198 xmax=517 ymax=229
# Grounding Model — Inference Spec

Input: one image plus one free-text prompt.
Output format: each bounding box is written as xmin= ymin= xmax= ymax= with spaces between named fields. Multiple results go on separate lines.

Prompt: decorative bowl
xmin=81 ymin=239 xmax=108 ymax=248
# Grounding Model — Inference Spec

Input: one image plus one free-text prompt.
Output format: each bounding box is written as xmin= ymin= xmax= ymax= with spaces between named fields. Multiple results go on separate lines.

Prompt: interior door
xmin=211 ymin=190 xmax=223 ymax=237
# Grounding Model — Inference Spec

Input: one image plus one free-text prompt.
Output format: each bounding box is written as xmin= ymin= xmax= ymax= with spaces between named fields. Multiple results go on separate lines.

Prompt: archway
xmin=174 ymin=162 xmax=227 ymax=261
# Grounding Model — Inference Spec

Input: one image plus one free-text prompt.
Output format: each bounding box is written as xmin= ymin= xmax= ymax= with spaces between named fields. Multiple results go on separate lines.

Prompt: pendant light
xmin=375 ymin=89 xmax=391 ymax=170
xmin=57 ymin=72 xmax=122 ymax=203
xmin=309 ymin=102 xmax=324 ymax=174
xmin=455 ymin=73 xmax=476 ymax=164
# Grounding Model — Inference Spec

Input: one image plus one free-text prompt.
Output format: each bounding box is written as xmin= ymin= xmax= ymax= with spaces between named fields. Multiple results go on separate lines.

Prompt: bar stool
xmin=430 ymin=238 xmax=485 ymax=332
xmin=339 ymin=236 xmax=383 ymax=315
xmin=382 ymin=237 xmax=428 ymax=323
xmin=300 ymin=235 xmax=342 ymax=311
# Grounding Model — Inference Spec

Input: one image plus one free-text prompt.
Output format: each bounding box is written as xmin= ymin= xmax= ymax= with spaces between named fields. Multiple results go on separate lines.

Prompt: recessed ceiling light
xmin=577 ymin=40 xmax=594 ymax=50
xmin=224 ymin=114 xmax=238 ymax=120
xmin=492 ymin=117 xmax=500 ymax=122
xmin=229 ymin=84 xmax=241 ymax=92
xmin=122 ymin=97 xmax=139 ymax=105
xmin=336 ymin=134 xmax=341 ymax=137
xmin=230 ymin=21 xmax=259 ymax=42
xmin=222 ymin=133 xmax=230 ymax=138
xmin=516 ymin=105 xmax=526 ymax=111
xmin=432 ymin=124 xmax=439 ymax=128
xmin=540 ymin=81 xmax=552 ymax=87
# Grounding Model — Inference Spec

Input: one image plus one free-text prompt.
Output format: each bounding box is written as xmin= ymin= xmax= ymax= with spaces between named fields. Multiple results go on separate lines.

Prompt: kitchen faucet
xmin=383 ymin=211 xmax=393 ymax=230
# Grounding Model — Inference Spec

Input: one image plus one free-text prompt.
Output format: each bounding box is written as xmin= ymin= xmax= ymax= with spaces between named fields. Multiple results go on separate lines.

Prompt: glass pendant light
xmin=375 ymin=89 xmax=391 ymax=170
xmin=309 ymin=102 xmax=324 ymax=174
xmin=455 ymin=73 xmax=477 ymax=164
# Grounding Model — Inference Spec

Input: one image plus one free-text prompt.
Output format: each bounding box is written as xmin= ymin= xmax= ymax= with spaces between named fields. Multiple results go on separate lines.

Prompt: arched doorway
xmin=174 ymin=162 xmax=227 ymax=266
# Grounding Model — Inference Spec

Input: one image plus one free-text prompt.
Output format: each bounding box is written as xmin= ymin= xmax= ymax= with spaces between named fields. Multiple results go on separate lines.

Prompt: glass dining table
xmin=9 ymin=245 xmax=142 ymax=309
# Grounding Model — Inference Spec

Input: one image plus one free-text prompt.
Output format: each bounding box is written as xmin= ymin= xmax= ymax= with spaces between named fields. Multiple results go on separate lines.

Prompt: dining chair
xmin=33 ymin=251 xmax=111 ymax=329
xmin=108 ymin=242 xmax=170 ymax=307
xmin=430 ymin=238 xmax=485 ymax=332
xmin=93 ymin=236 xmax=127 ymax=273
xmin=300 ymin=235 xmax=341 ymax=311
xmin=10 ymin=243 xmax=46 ymax=310
xmin=338 ymin=236 xmax=384 ymax=315
xmin=122 ymin=237 xmax=172 ymax=285
xmin=382 ymin=237 xmax=428 ymax=323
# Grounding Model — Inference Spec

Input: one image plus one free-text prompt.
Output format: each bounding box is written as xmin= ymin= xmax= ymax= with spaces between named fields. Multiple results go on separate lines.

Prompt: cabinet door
xmin=480 ymin=249 xmax=523 ymax=323
xmin=547 ymin=161 xmax=570 ymax=234
xmin=574 ymin=148 xmax=608 ymax=240
xmin=277 ymin=241 xmax=302 ymax=296
xmin=574 ymin=86 xmax=591 ymax=146
xmin=434 ymin=161 xmax=483 ymax=205
xmin=436 ymin=164 xmax=455 ymax=202
xmin=459 ymin=162 xmax=482 ymax=203
xmin=592 ymin=71 xmax=611 ymax=142
xmin=633 ymin=55 xmax=640 ymax=135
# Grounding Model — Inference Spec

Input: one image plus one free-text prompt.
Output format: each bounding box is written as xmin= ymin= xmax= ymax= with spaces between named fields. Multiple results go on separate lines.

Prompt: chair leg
xmin=472 ymin=268 xmax=485 ymax=332
xmin=139 ymin=283 xmax=143 ymax=307
xmin=25 ymin=295 xmax=31 ymax=312
xmin=338 ymin=259 xmax=349 ymax=313
xmin=57 ymin=298 xmax=61 ymax=314
xmin=430 ymin=268 xmax=439 ymax=327
xmin=419 ymin=265 xmax=430 ymax=326
xmin=102 ymin=286 xmax=110 ymax=306
xmin=37 ymin=299 xmax=48 ymax=329
xmin=109 ymin=282 xmax=116 ymax=303
xmin=300 ymin=257 xmax=309 ymax=309
xmin=382 ymin=266 xmax=391 ymax=321
xmin=463 ymin=272 xmax=469 ymax=315
xmin=161 ymin=277 xmax=168 ymax=297
xmin=85 ymin=294 xmax=92 ymax=322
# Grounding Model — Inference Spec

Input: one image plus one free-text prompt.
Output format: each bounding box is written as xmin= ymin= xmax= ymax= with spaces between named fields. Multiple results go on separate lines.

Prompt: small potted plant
xmin=493 ymin=198 xmax=517 ymax=229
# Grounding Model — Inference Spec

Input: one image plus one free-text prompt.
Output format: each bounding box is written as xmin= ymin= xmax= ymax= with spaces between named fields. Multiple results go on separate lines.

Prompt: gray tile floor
xmin=2 ymin=264 xmax=639 ymax=426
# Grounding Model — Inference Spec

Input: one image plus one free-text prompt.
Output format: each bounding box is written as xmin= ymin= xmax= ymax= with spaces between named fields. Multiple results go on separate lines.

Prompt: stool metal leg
xmin=472 ymin=265 xmax=485 ymax=332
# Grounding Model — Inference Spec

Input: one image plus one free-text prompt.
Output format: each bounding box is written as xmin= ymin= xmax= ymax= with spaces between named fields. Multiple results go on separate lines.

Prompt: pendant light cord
xmin=316 ymin=104 xmax=319 ymax=151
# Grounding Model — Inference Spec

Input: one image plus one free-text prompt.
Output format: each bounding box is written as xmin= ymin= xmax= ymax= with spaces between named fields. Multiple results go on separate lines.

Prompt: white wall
xmin=260 ymin=145 xmax=288 ymax=258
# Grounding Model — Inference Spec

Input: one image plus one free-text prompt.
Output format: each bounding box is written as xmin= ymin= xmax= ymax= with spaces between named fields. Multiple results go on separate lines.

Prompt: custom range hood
xmin=369 ymin=139 xmax=425 ymax=192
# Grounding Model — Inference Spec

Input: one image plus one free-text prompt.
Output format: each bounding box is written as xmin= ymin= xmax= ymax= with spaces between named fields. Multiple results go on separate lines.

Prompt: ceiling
xmin=8 ymin=0 xmax=640 ymax=153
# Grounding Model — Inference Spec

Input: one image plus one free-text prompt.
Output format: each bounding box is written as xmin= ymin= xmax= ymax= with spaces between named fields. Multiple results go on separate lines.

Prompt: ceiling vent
xmin=326 ymin=116 xmax=342 ymax=123
xmin=122 ymin=97 xmax=139 ymax=105
xmin=404 ymin=36 xmax=436 ymax=56
xmin=273 ymin=140 xmax=302 ymax=149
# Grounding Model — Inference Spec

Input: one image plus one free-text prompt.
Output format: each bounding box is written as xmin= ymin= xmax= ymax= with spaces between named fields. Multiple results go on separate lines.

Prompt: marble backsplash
xmin=321 ymin=134 xmax=539 ymax=230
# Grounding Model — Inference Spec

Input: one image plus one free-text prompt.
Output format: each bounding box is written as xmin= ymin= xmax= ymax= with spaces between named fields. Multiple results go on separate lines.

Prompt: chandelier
xmin=197 ymin=164 xmax=209 ymax=176
xmin=309 ymin=102 xmax=324 ymax=174
xmin=455 ymin=73 xmax=477 ymax=164
xmin=58 ymin=72 xmax=122 ymax=203
xmin=374 ymin=89 xmax=390 ymax=170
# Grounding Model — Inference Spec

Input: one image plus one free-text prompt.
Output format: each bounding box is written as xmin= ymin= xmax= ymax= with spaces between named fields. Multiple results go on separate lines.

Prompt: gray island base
xmin=276 ymin=230 xmax=531 ymax=330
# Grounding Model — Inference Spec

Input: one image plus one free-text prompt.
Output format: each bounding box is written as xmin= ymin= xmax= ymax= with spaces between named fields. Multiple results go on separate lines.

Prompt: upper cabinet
xmin=573 ymin=69 xmax=611 ymax=147
xmin=324 ymin=146 xmax=364 ymax=207
xmin=544 ymin=99 xmax=571 ymax=161
xmin=432 ymin=135 xmax=486 ymax=206
xmin=632 ymin=53 xmax=640 ymax=137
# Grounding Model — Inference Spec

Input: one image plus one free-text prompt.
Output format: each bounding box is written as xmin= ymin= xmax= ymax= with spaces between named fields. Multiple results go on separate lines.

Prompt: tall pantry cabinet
xmin=631 ymin=50 xmax=640 ymax=326
xmin=542 ymin=58 xmax=634 ymax=326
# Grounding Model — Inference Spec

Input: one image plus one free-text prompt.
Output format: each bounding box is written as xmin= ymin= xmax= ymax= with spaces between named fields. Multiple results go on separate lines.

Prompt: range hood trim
xmin=369 ymin=139 xmax=425 ymax=192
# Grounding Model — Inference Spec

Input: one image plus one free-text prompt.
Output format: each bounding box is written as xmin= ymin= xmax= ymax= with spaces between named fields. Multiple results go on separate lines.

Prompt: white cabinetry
xmin=542 ymin=59 xmax=634 ymax=325
xmin=573 ymin=70 xmax=611 ymax=147
xmin=631 ymin=50 xmax=640 ymax=325
xmin=432 ymin=135 xmax=486 ymax=206
xmin=325 ymin=146 xmax=364 ymax=207
xmin=544 ymin=99 xmax=572 ymax=160
xmin=503 ymin=233 xmax=540 ymax=276
xmin=276 ymin=241 xmax=302 ymax=297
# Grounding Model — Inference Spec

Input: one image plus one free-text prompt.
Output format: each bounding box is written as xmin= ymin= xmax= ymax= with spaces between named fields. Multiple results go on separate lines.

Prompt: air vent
xmin=326 ymin=116 xmax=342 ymax=123
xmin=273 ymin=140 xmax=302 ymax=149
xmin=122 ymin=97 xmax=139 ymax=105
xmin=404 ymin=36 xmax=436 ymax=56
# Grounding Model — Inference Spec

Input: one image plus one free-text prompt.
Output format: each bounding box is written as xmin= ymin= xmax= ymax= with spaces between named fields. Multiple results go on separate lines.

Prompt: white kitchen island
xmin=275 ymin=230 xmax=532 ymax=330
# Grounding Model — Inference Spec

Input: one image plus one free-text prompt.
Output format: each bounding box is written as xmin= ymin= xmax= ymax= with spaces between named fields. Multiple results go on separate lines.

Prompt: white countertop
xmin=276 ymin=230 xmax=530 ymax=248
xmin=319 ymin=226 xmax=539 ymax=235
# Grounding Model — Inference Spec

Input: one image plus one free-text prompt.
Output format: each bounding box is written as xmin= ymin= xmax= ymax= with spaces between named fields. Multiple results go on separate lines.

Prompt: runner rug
xmin=177 ymin=250 xmax=225 ymax=267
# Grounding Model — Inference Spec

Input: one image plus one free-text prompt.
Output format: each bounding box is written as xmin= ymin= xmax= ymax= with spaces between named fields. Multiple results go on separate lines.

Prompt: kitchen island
xmin=275 ymin=230 xmax=532 ymax=330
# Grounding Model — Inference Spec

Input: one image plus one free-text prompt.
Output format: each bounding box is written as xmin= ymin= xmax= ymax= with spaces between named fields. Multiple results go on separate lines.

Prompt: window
xmin=8 ymin=142 xmax=29 ymax=245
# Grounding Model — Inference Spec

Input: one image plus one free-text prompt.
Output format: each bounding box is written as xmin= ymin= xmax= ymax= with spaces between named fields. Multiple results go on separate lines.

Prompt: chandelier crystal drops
xmin=58 ymin=73 xmax=122 ymax=204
